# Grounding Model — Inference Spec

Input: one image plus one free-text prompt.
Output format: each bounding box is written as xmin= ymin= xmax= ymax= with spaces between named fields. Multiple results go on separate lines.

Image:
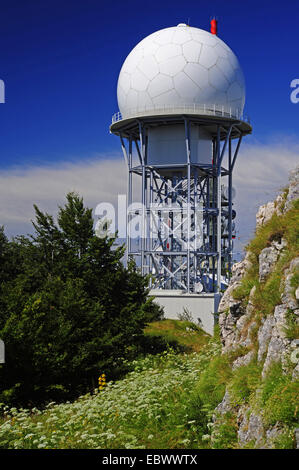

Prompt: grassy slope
xmin=0 ymin=321 xmax=218 ymax=449
xmin=199 ymin=197 xmax=299 ymax=449
xmin=144 ymin=319 xmax=210 ymax=353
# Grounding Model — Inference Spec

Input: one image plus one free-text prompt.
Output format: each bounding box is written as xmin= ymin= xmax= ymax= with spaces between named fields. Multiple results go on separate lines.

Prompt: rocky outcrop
xmin=214 ymin=166 xmax=299 ymax=449
xmin=259 ymin=239 xmax=286 ymax=282
xmin=285 ymin=166 xmax=299 ymax=211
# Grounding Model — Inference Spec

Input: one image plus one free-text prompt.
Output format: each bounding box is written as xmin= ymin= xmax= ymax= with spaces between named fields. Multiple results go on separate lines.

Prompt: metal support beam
xmin=216 ymin=125 xmax=222 ymax=292
xmin=184 ymin=118 xmax=191 ymax=292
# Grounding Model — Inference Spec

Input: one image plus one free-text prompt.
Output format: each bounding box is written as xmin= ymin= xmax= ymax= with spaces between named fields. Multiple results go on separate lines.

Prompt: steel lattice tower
xmin=110 ymin=112 xmax=251 ymax=294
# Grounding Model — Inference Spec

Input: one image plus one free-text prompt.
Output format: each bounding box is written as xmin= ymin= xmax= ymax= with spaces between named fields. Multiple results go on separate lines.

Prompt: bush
xmin=0 ymin=193 xmax=162 ymax=407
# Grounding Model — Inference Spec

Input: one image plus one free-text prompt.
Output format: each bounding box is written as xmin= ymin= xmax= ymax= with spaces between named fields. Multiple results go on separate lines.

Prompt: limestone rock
xmin=265 ymin=425 xmax=284 ymax=449
xmin=238 ymin=411 xmax=264 ymax=448
xmin=215 ymin=390 xmax=233 ymax=415
xmin=256 ymin=201 xmax=276 ymax=228
xmin=284 ymin=166 xmax=299 ymax=212
xmin=259 ymin=246 xmax=279 ymax=282
xmin=258 ymin=315 xmax=275 ymax=362
xmin=232 ymin=350 xmax=255 ymax=371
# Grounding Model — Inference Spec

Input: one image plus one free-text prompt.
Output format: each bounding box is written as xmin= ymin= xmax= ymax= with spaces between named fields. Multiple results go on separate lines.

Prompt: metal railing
xmin=111 ymin=103 xmax=250 ymax=125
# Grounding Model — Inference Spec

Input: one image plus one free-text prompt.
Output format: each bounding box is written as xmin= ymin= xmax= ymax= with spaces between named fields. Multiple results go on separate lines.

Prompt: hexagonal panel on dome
xmin=138 ymin=91 xmax=153 ymax=108
xmin=184 ymin=63 xmax=209 ymax=89
xmin=173 ymin=72 xmax=200 ymax=100
xmin=125 ymin=88 xmax=138 ymax=110
xmin=182 ymin=40 xmax=202 ymax=62
xmin=199 ymin=45 xmax=218 ymax=69
xmin=122 ymin=47 xmax=143 ymax=74
xmin=227 ymin=81 xmax=243 ymax=102
xmin=198 ymin=84 xmax=220 ymax=104
xmin=155 ymin=43 xmax=182 ymax=63
xmin=213 ymin=43 xmax=229 ymax=59
xmin=138 ymin=56 xmax=159 ymax=81
xmin=131 ymin=68 xmax=149 ymax=92
xmin=159 ymin=55 xmax=186 ymax=77
xmin=153 ymin=28 xmax=175 ymax=46
xmin=148 ymin=74 xmax=174 ymax=98
xmin=216 ymin=57 xmax=235 ymax=82
xmin=234 ymin=68 xmax=245 ymax=87
xmin=190 ymin=28 xmax=217 ymax=46
xmin=209 ymin=65 xmax=229 ymax=91
xmin=118 ymin=71 xmax=131 ymax=94
xmin=117 ymin=86 xmax=126 ymax=111
xmin=172 ymin=27 xmax=192 ymax=45
xmin=143 ymin=41 xmax=160 ymax=57
xmin=152 ymin=88 xmax=182 ymax=107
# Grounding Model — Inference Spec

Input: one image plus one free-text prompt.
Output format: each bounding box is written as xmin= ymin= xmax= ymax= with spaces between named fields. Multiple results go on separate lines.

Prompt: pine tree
xmin=0 ymin=193 xmax=162 ymax=406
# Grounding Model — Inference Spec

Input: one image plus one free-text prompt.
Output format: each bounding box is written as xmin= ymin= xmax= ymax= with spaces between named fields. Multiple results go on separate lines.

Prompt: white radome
xmin=117 ymin=24 xmax=245 ymax=118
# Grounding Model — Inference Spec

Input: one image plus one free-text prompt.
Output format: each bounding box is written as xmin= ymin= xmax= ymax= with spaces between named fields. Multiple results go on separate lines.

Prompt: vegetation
xmin=0 ymin=191 xmax=298 ymax=449
xmin=0 ymin=193 xmax=162 ymax=407
xmin=144 ymin=319 xmax=210 ymax=353
xmin=233 ymin=199 xmax=299 ymax=317
xmin=0 ymin=346 xmax=219 ymax=449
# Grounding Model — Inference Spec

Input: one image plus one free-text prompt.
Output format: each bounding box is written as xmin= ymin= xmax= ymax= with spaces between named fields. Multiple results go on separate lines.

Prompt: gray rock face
xmin=214 ymin=167 xmax=299 ymax=449
xmin=238 ymin=411 xmax=265 ymax=448
xmin=265 ymin=425 xmax=284 ymax=449
xmin=258 ymin=239 xmax=286 ymax=283
xmin=259 ymin=247 xmax=279 ymax=282
xmin=284 ymin=166 xmax=299 ymax=211
xmin=219 ymin=284 xmax=258 ymax=353
xmin=232 ymin=350 xmax=255 ymax=371
xmin=256 ymin=201 xmax=277 ymax=228
xmin=215 ymin=390 xmax=232 ymax=415
xmin=262 ymin=334 xmax=286 ymax=379
xmin=255 ymin=166 xmax=298 ymax=230
xmin=257 ymin=315 xmax=275 ymax=362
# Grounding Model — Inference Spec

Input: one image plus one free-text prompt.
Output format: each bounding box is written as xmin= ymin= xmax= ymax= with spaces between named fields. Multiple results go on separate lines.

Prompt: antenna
xmin=210 ymin=16 xmax=218 ymax=35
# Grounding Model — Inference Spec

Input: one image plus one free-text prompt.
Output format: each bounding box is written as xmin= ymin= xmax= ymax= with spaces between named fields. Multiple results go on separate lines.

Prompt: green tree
xmin=0 ymin=193 xmax=162 ymax=406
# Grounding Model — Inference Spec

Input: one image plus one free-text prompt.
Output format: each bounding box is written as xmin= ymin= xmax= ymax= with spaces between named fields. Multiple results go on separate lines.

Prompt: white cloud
xmin=0 ymin=139 xmax=298 ymax=260
xmin=232 ymin=137 xmax=299 ymax=255
xmin=0 ymin=155 xmax=127 ymax=238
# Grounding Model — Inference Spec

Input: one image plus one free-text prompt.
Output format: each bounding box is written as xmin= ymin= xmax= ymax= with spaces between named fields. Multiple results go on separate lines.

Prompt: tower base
xmin=150 ymin=290 xmax=221 ymax=336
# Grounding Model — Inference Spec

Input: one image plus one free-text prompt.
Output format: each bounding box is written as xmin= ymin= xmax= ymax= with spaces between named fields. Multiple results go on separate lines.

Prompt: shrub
xmin=0 ymin=193 xmax=162 ymax=407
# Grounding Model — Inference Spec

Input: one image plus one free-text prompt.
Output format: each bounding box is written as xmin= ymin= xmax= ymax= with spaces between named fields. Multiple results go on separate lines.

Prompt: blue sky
xmin=0 ymin=0 xmax=298 ymax=254
xmin=0 ymin=0 xmax=298 ymax=167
